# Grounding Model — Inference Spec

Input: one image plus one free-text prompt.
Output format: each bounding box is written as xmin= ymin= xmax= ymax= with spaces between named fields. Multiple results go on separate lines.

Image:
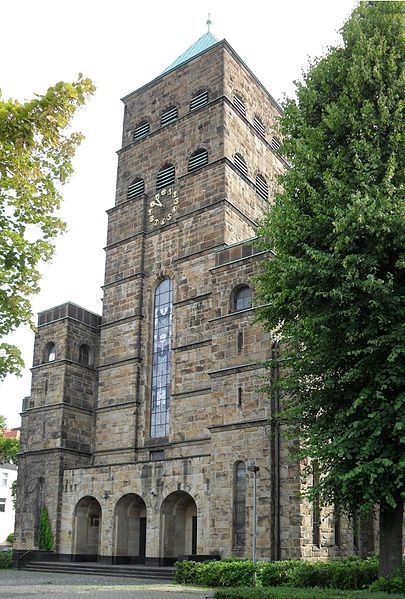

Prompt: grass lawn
xmin=213 ymin=587 xmax=405 ymax=599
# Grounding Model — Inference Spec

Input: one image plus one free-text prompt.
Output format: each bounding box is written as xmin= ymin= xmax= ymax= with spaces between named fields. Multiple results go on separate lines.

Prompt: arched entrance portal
xmin=72 ymin=496 xmax=101 ymax=561
xmin=161 ymin=491 xmax=197 ymax=564
xmin=113 ymin=494 xmax=147 ymax=564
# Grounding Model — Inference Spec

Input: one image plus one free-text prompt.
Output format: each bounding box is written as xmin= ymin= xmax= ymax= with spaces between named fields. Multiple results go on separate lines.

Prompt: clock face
xmin=148 ymin=188 xmax=179 ymax=227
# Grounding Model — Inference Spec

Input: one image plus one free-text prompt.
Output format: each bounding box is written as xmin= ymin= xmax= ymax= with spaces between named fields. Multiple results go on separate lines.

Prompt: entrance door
xmin=139 ymin=516 xmax=147 ymax=564
xmin=192 ymin=515 xmax=197 ymax=555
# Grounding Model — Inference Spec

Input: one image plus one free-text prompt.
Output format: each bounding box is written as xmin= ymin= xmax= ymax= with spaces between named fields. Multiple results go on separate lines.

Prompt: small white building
xmin=0 ymin=463 xmax=17 ymax=545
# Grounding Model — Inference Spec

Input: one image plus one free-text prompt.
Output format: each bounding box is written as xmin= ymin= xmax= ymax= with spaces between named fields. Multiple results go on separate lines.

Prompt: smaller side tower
xmin=14 ymin=303 xmax=100 ymax=555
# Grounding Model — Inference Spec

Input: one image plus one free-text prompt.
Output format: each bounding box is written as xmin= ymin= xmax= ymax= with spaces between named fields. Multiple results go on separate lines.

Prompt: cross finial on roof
xmin=206 ymin=13 xmax=212 ymax=33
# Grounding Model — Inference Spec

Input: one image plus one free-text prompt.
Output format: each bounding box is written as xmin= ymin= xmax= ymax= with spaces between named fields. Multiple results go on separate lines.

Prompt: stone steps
xmin=22 ymin=561 xmax=175 ymax=580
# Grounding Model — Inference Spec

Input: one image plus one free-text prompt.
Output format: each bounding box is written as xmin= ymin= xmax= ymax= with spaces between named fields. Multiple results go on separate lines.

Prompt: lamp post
xmin=247 ymin=463 xmax=260 ymax=585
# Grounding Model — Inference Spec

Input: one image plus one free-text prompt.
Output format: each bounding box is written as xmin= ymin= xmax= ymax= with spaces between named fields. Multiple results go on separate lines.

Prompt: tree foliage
xmin=0 ymin=76 xmax=95 ymax=380
xmin=0 ymin=415 xmax=19 ymax=463
xmin=256 ymin=0 xmax=404 ymax=572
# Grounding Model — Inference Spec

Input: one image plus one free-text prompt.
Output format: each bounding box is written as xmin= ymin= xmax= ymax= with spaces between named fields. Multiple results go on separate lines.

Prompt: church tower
xmin=15 ymin=31 xmax=358 ymax=566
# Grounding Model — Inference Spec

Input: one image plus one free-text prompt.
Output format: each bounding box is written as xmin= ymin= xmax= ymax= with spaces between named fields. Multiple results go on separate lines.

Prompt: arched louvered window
xmin=234 ymin=153 xmax=248 ymax=178
xmin=151 ymin=279 xmax=173 ymax=438
xmin=79 ymin=344 xmax=91 ymax=366
xmin=133 ymin=120 xmax=150 ymax=141
xmin=233 ymin=462 xmax=246 ymax=547
xmin=232 ymin=285 xmax=252 ymax=312
xmin=188 ymin=149 xmax=208 ymax=172
xmin=233 ymin=94 xmax=246 ymax=117
xmin=161 ymin=106 xmax=178 ymax=127
xmin=127 ymin=177 xmax=145 ymax=200
xmin=253 ymin=115 xmax=266 ymax=138
xmin=256 ymin=174 xmax=269 ymax=200
xmin=271 ymin=136 xmax=281 ymax=152
xmin=190 ymin=90 xmax=209 ymax=111
xmin=156 ymin=164 xmax=175 ymax=191
xmin=45 ymin=342 xmax=56 ymax=363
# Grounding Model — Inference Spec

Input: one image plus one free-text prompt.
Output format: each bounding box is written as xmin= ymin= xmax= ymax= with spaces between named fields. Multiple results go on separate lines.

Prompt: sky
xmin=0 ymin=0 xmax=357 ymax=428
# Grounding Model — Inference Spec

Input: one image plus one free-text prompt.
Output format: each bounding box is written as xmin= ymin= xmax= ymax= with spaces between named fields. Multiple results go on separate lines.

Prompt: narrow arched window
xmin=127 ymin=177 xmax=145 ymax=200
xmin=190 ymin=90 xmax=209 ymax=111
xmin=271 ymin=136 xmax=281 ymax=152
xmin=133 ymin=120 xmax=150 ymax=141
xmin=161 ymin=106 xmax=178 ymax=127
xmin=45 ymin=342 xmax=56 ymax=362
xmin=256 ymin=174 xmax=269 ymax=200
xmin=233 ymin=462 xmax=246 ymax=548
xmin=156 ymin=164 xmax=175 ymax=191
xmin=312 ymin=461 xmax=321 ymax=547
xmin=233 ymin=94 xmax=246 ymax=117
xmin=188 ymin=149 xmax=208 ymax=172
xmin=151 ymin=279 xmax=173 ymax=438
xmin=232 ymin=285 xmax=252 ymax=312
xmin=79 ymin=344 xmax=91 ymax=366
xmin=234 ymin=153 xmax=248 ymax=178
xmin=253 ymin=115 xmax=266 ymax=138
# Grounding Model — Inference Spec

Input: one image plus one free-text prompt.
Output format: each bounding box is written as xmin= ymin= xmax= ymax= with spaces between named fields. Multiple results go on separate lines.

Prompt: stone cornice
xmin=208 ymin=362 xmax=261 ymax=377
xmin=209 ymin=418 xmax=268 ymax=433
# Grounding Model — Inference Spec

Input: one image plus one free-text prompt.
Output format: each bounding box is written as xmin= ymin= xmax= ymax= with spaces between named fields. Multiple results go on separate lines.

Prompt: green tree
xmin=256 ymin=1 xmax=404 ymax=578
xmin=0 ymin=415 xmax=19 ymax=463
xmin=0 ymin=76 xmax=95 ymax=380
xmin=38 ymin=506 xmax=54 ymax=551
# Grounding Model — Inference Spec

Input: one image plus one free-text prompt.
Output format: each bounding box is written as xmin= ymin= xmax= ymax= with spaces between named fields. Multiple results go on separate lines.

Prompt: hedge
xmin=286 ymin=556 xmax=379 ymax=590
xmin=175 ymin=556 xmax=380 ymax=590
xmin=175 ymin=559 xmax=255 ymax=587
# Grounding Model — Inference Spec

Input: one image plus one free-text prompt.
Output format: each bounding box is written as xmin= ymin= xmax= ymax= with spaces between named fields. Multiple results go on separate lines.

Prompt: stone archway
xmin=113 ymin=493 xmax=147 ymax=564
xmin=161 ymin=491 xmax=197 ymax=564
xmin=72 ymin=496 xmax=101 ymax=560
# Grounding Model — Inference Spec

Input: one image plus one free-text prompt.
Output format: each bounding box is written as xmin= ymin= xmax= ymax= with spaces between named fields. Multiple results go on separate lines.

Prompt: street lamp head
xmin=247 ymin=464 xmax=260 ymax=473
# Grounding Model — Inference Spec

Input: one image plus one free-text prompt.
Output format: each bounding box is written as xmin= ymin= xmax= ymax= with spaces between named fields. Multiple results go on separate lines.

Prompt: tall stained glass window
xmin=151 ymin=279 xmax=173 ymax=437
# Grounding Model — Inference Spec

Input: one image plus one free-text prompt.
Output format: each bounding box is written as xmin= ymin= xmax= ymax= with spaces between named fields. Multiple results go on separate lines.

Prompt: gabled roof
xmin=161 ymin=31 xmax=219 ymax=75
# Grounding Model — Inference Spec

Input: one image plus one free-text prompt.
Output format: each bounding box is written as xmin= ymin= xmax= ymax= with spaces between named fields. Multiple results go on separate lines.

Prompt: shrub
xmin=175 ymin=560 xmax=255 ymax=587
xmin=258 ymin=560 xmax=301 ymax=587
xmin=288 ymin=556 xmax=378 ymax=590
xmin=369 ymin=575 xmax=405 ymax=594
xmin=176 ymin=556 xmax=380 ymax=590
xmin=0 ymin=550 xmax=12 ymax=569
xmin=38 ymin=506 xmax=54 ymax=551
xmin=6 ymin=532 xmax=14 ymax=544
xmin=175 ymin=560 xmax=201 ymax=584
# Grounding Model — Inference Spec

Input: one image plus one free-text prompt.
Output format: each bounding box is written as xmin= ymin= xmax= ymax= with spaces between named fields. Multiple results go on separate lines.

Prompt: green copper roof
xmin=161 ymin=31 xmax=218 ymax=74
